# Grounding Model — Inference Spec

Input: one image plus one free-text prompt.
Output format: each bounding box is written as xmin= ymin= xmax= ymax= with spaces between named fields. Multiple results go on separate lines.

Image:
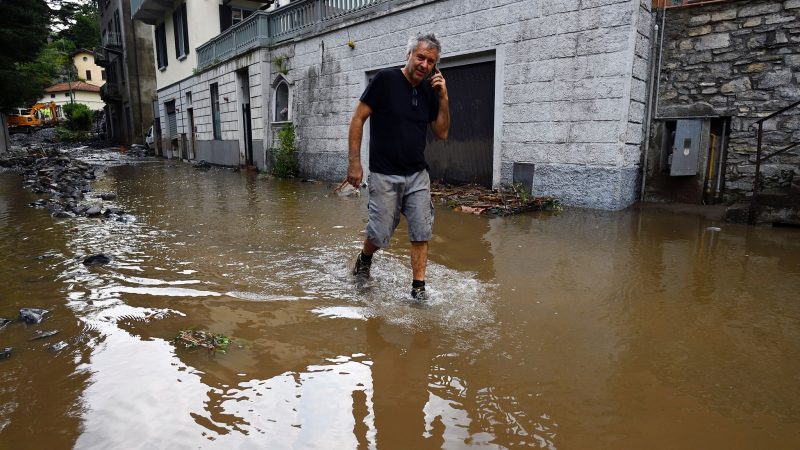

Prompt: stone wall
xmin=656 ymin=0 xmax=800 ymax=198
xmin=282 ymin=0 xmax=652 ymax=210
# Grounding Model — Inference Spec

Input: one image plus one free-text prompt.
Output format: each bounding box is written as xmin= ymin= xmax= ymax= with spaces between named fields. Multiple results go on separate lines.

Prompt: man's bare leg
xmin=410 ymin=241 xmax=428 ymax=281
xmin=362 ymin=239 xmax=380 ymax=256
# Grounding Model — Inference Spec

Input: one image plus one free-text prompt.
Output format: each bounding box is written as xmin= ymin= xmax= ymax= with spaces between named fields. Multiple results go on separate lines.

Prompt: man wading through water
xmin=347 ymin=33 xmax=450 ymax=302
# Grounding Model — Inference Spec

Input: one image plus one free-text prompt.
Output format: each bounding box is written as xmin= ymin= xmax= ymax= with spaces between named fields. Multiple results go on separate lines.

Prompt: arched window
xmin=272 ymin=75 xmax=290 ymax=122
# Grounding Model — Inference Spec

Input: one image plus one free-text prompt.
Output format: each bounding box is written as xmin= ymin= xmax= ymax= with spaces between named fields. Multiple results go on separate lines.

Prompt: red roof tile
xmin=45 ymin=82 xmax=101 ymax=93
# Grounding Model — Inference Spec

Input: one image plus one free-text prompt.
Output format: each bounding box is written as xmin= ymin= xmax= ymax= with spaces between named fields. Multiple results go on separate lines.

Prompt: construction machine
xmin=6 ymin=102 xmax=59 ymax=133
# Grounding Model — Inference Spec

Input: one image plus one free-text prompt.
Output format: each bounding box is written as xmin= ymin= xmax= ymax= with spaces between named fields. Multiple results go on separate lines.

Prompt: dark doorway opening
xmin=425 ymin=60 xmax=495 ymax=187
xmin=238 ymin=69 xmax=253 ymax=166
xmin=187 ymin=107 xmax=195 ymax=160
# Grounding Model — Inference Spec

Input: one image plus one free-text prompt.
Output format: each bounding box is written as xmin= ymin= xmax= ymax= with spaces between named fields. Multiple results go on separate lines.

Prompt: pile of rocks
xmin=1 ymin=146 xmax=133 ymax=222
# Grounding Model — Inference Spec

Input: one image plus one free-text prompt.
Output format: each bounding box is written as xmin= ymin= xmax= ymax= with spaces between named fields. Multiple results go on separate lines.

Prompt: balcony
xmin=94 ymin=48 xmax=112 ymax=67
xmin=131 ymin=0 xmax=173 ymax=25
xmin=196 ymin=0 xmax=391 ymax=71
xmin=102 ymin=31 xmax=123 ymax=48
xmin=100 ymin=82 xmax=123 ymax=102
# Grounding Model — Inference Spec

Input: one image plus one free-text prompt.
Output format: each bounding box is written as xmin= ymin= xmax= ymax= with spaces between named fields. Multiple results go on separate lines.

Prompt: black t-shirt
xmin=359 ymin=68 xmax=440 ymax=175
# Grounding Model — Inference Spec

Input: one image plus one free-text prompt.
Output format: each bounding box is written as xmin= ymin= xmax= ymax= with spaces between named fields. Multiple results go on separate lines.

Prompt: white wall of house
xmin=39 ymin=91 xmax=105 ymax=111
xmin=154 ymin=0 xmax=269 ymax=90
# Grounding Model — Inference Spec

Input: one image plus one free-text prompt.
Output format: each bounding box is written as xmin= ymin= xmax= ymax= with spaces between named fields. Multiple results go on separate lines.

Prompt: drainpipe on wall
xmin=131 ymin=14 xmax=144 ymax=144
xmin=639 ymin=6 xmax=667 ymax=200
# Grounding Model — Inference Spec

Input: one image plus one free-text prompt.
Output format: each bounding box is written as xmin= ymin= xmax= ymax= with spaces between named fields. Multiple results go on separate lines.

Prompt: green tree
xmin=0 ymin=0 xmax=51 ymax=111
xmin=58 ymin=2 xmax=100 ymax=50
xmin=62 ymin=103 xmax=92 ymax=131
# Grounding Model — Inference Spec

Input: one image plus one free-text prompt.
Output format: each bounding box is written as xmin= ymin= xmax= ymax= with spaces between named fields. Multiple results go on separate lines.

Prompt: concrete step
xmin=726 ymin=188 xmax=800 ymax=225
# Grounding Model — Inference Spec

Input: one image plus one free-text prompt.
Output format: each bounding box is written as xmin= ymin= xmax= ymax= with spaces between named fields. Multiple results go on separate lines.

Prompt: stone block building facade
xmin=644 ymin=0 xmax=800 ymax=203
xmin=138 ymin=0 xmax=652 ymax=210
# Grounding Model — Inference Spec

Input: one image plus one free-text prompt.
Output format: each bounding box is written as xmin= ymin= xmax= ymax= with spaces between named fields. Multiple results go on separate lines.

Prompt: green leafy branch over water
xmin=175 ymin=329 xmax=232 ymax=353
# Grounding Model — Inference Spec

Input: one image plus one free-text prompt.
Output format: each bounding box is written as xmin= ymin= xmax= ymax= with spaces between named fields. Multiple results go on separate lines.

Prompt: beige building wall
xmin=73 ymin=50 xmax=107 ymax=87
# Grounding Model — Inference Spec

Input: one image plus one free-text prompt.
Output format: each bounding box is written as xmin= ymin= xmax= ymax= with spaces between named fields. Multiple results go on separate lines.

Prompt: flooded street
xmin=1 ymin=155 xmax=800 ymax=449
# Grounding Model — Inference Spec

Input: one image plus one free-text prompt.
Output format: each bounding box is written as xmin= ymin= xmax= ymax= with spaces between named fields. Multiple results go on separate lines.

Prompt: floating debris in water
xmin=175 ymin=329 xmax=232 ymax=353
xmin=432 ymin=182 xmax=562 ymax=216
xmin=706 ymin=226 xmax=722 ymax=232
xmin=0 ymin=348 xmax=12 ymax=360
xmin=35 ymin=251 xmax=60 ymax=260
xmin=48 ymin=341 xmax=68 ymax=352
xmin=0 ymin=318 xmax=12 ymax=329
xmin=30 ymin=330 xmax=59 ymax=340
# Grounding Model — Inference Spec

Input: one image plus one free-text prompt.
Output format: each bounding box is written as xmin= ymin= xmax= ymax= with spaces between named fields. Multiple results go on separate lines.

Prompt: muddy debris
xmin=0 ymin=318 xmax=12 ymax=329
xmin=431 ymin=183 xmax=562 ymax=216
xmin=126 ymin=144 xmax=151 ymax=158
xmin=19 ymin=308 xmax=50 ymax=324
xmin=193 ymin=160 xmax=212 ymax=171
xmin=175 ymin=329 xmax=232 ymax=354
xmin=0 ymin=348 xmax=11 ymax=360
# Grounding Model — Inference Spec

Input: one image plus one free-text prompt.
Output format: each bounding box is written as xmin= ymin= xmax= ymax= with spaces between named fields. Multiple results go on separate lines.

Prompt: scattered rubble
xmin=431 ymin=183 xmax=562 ymax=216
xmin=19 ymin=308 xmax=49 ymax=324
xmin=48 ymin=341 xmax=68 ymax=352
xmin=192 ymin=160 xmax=212 ymax=171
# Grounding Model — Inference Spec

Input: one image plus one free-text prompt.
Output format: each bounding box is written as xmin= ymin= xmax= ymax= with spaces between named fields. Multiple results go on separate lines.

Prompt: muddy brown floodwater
xmin=1 ymin=157 xmax=799 ymax=449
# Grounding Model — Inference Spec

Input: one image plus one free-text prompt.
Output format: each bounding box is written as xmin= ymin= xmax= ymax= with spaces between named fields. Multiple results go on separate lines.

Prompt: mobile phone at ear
xmin=427 ymin=65 xmax=437 ymax=81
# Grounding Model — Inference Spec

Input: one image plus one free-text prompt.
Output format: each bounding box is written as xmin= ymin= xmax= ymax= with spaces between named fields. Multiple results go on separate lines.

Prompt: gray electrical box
xmin=670 ymin=119 xmax=702 ymax=176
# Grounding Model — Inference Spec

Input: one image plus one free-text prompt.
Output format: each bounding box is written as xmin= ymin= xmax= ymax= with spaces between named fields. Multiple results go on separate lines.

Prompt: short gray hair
xmin=406 ymin=33 xmax=441 ymax=63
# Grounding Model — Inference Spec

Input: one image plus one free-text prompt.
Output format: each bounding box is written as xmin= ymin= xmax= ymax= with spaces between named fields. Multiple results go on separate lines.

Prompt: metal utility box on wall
xmin=644 ymin=117 xmax=729 ymax=204
xmin=670 ymin=119 xmax=702 ymax=176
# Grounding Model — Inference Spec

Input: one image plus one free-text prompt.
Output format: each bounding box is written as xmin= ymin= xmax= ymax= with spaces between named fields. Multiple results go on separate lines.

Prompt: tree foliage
xmin=0 ymin=0 xmax=51 ymax=111
xmin=57 ymin=2 xmax=100 ymax=50
xmin=0 ymin=0 xmax=99 ymax=112
xmin=62 ymin=103 xmax=93 ymax=131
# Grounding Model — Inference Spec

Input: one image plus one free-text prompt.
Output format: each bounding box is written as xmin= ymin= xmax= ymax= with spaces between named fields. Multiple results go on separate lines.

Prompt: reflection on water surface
xmin=1 ymin=159 xmax=799 ymax=449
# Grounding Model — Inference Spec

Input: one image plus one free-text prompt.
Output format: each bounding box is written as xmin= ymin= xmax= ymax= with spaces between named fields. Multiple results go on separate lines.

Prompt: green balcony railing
xmin=196 ymin=0 xmax=388 ymax=71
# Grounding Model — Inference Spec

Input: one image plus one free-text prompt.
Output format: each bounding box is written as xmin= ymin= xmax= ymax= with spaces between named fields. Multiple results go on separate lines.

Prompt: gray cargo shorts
xmin=365 ymin=170 xmax=434 ymax=248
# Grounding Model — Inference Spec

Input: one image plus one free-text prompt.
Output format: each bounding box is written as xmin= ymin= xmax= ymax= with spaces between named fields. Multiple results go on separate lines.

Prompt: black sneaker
xmin=410 ymin=286 xmax=428 ymax=302
xmin=352 ymin=253 xmax=371 ymax=279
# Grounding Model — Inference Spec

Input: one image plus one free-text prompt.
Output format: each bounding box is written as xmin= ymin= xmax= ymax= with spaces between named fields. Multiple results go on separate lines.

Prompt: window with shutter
xmin=155 ymin=23 xmax=168 ymax=70
xmin=173 ymin=3 xmax=189 ymax=60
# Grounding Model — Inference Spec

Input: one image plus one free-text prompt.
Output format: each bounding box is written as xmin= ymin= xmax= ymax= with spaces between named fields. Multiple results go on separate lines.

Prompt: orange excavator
xmin=7 ymin=102 xmax=59 ymax=133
